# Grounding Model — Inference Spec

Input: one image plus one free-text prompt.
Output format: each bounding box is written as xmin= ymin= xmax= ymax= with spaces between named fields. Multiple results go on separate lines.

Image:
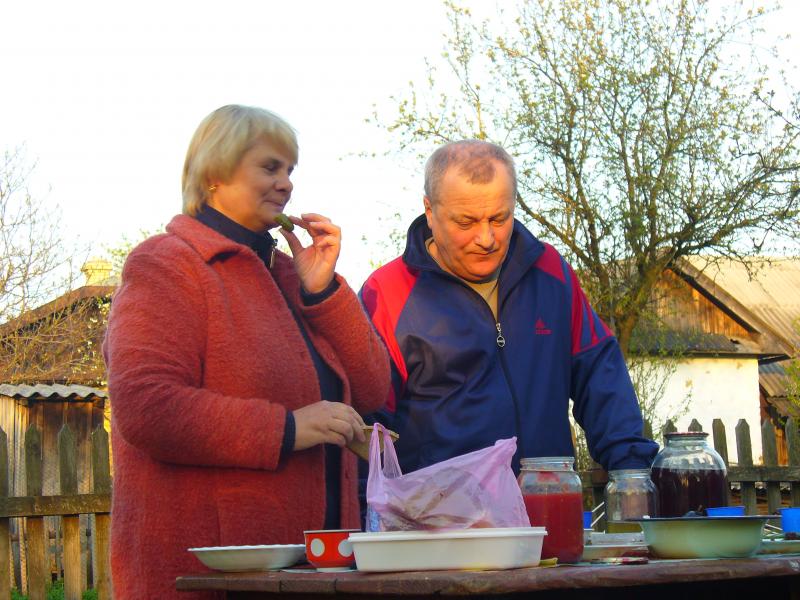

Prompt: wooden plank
xmin=59 ymin=426 xmax=81 ymax=600
xmin=25 ymin=425 xmax=46 ymax=600
xmin=735 ymin=419 xmax=757 ymax=516
xmin=0 ymin=428 xmax=11 ymax=599
xmin=42 ymin=401 xmax=62 ymax=581
xmin=712 ymin=419 xmax=732 ymax=506
xmin=762 ymin=420 xmax=782 ymax=514
xmin=0 ymin=495 xmax=111 ymax=518
xmin=663 ymin=420 xmax=677 ymax=446
xmin=688 ymin=418 xmax=703 ymax=432
xmin=712 ymin=419 xmax=729 ymax=466
xmin=66 ymin=403 xmax=90 ymax=590
xmin=787 ymin=417 xmax=800 ymax=506
xmin=727 ymin=466 xmax=800 ymax=482
xmin=91 ymin=426 xmax=111 ymax=600
xmin=175 ymin=555 xmax=800 ymax=595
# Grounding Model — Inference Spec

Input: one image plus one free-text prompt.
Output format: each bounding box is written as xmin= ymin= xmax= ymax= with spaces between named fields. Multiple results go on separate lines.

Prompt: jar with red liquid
xmin=651 ymin=432 xmax=728 ymax=517
xmin=518 ymin=457 xmax=583 ymax=563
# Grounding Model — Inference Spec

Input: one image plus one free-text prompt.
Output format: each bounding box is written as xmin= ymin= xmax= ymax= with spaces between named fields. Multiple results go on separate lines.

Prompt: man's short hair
xmin=424 ymin=140 xmax=517 ymax=204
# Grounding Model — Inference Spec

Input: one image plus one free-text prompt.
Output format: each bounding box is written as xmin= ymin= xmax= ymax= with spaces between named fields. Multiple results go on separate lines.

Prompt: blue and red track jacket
xmin=360 ymin=215 xmax=658 ymax=474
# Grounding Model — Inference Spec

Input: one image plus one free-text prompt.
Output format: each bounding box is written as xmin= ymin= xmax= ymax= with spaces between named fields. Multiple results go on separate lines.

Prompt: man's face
xmin=425 ymin=161 xmax=516 ymax=282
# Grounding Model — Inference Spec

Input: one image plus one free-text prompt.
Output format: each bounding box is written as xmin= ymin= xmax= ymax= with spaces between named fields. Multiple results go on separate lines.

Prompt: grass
xmin=10 ymin=581 xmax=97 ymax=600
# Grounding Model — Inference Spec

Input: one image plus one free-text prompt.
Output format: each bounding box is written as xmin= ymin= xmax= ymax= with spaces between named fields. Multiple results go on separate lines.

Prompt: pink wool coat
xmin=103 ymin=215 xmax=390 ymax=600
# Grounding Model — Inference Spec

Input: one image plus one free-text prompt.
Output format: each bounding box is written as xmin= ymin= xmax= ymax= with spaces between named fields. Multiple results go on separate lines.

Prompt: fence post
xmin=0 ymin=428 xmax=10 ymax=598
xmin=761 ymin=420 xmax=782 ymax=514
xmin=712 ymin=419 xmax=733 ymax=506
xmin=91 ymin=425 xmax=111 ymax=600
xmin=688 ymin=419 xmax=703 ymax=432
xmin=24 ymin=425 xmax=46 ymax=600
xmin=735 ymin=419 xmax=758 ymax=515
xmin=58 ymin=425 xmax=82 ymax=600
xmin=662 ymin=420 xmax=676 ymax=446
xmin=786 ymin=417 xmax=800 ymax=507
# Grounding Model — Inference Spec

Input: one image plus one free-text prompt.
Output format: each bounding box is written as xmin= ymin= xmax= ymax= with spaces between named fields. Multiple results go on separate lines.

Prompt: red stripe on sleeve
xmin=570 ymin=266 xmax=585 ymax=355
xmin=534 ymin=243 xmax=566 ymax=283
xmin=361 ymin=258 xmax=418 ymax=413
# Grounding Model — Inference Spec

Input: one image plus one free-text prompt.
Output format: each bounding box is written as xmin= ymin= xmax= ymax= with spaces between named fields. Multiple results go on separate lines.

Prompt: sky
xmin=1 ymin=0 xmax=799 ymax=289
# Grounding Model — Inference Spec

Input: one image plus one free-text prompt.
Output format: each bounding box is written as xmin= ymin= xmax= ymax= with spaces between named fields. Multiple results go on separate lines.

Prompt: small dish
xmin=303 ymin=529 xmax=359 ymax=571
xmin=188 ymin=544 xmax=305 ymax=572
xmin=758 ymin=539 xmax=800 ymax=555
xmin=582 ymin=544 xmax=649 ymax=561
xmin=706 ymin=505 xmax=745 ymax=516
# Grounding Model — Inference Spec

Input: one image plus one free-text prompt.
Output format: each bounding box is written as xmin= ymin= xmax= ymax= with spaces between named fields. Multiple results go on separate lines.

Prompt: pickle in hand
xmin=275 ymin=213 xmax=294 ymax=231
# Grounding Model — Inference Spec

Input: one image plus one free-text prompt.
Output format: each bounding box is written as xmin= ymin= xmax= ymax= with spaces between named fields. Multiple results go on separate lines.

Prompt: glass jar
xmin=604 ymin=469 xmax=658 ymax=532
xmin=518 ymin=457 xmax=584 ymax=563
xmin=650 ymin=432 xmax=728 ymax=517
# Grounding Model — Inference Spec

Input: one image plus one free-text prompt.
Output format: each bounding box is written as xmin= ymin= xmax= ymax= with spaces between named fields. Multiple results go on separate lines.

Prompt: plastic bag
xmin=365 ymin=423 xmax=531 ymax=531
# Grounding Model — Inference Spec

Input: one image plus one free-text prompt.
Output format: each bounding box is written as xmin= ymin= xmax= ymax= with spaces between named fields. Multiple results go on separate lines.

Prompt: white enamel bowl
xmin=632 ymin=516 xmax=769 ymax=559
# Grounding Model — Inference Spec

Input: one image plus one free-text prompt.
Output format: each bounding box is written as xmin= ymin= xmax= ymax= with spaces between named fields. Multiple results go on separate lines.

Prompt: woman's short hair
xmin=424 ymin=140 xmax=517 ymax=205
xmin=182 ymin=105 xmax=298 ymax=216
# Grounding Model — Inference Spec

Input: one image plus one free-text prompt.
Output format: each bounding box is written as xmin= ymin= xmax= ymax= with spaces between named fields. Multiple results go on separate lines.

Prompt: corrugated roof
xmin=764 ymin=396 xmax=799 ymax=419
xmin=686 ymin=257 xmax=800 ymax=351
xmin=0 ymin=383 xmax=107 ymax=401
xmin=760 ymin=361 xmax=790 ymax=397
xmin=630 ymin=327 xmax=768 ymax=356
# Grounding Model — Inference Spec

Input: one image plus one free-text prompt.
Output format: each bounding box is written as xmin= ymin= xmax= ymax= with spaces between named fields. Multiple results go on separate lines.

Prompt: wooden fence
xmin=0 ymin=423 xmax=111 ymax=600
xmin=582 ymin=416 xmax=800 ymax=526
xmin=0 ymin=415 xmax=798 ymax=598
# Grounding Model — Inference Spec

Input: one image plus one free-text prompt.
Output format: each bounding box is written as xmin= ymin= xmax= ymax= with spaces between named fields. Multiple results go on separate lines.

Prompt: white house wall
xmin=632 ymin=357 xmax=763 ymax=463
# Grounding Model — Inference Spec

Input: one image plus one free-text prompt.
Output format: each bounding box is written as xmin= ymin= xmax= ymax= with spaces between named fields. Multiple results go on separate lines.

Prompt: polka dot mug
xmin=303 ymin=529 xmax=360 ymax=571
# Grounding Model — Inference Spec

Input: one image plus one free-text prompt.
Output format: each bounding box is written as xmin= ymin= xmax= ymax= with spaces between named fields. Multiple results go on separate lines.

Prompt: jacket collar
xmin=402 ymin=214 xmax=545 ymax=290
xmin=166 ymin=214 xmax=256 ymax=263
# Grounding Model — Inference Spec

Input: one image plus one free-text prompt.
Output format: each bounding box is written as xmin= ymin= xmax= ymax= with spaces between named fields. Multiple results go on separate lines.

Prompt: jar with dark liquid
xmin=650 ymin=432 xmax=728 ymax=517
xmin=518 ymin=457 xmax=584 ymax=563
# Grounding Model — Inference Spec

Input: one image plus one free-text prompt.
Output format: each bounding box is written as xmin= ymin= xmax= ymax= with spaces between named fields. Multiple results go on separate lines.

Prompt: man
xmin=360 ymin=140 xmax=658 ymax=475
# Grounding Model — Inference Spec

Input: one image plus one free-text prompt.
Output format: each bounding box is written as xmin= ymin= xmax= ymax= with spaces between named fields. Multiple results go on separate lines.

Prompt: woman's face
xmin=208 ymin=138 xmax=295 ymax=233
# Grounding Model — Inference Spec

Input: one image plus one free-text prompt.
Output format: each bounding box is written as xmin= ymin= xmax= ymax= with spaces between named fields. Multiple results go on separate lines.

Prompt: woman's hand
xmin=278 ymin=213 xmax=341 ymax=294
xmin=292 ymin=401 xmax=367 ymax=451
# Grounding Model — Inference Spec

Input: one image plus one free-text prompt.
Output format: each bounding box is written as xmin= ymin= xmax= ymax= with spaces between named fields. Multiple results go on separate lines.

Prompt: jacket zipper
xmin=496 ymin=322 xmax=506 ymax=347
xmin=495 ymin=319 xmax=524 ymax=457
xmin=436 ymin=272 xmax=525 ymax=456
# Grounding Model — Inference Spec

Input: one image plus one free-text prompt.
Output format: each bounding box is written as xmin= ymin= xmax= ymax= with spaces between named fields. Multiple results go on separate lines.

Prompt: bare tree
xmin=373 ymin=0 xmax=800 ymax=355
xmin=0 ymin=147 xmax=99 ymax=384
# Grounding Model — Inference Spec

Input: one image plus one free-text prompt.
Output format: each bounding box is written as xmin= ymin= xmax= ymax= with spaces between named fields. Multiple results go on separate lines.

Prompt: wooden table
xmin=177 ymin=554 xmax=800 ymax=599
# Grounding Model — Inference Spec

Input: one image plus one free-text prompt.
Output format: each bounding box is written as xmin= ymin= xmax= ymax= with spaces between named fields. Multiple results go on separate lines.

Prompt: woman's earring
xmin=207 ymin=184 xmax=217 ymax=193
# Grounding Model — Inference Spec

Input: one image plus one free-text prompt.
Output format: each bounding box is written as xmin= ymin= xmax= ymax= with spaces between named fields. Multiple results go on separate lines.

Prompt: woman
xmin=103 ymin=105 xmax=390 ymax=599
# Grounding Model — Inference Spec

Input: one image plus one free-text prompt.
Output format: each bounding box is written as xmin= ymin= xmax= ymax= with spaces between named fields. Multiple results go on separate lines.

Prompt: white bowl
xmin=349 ymin=527 xmax=546 ymax=572
xmin=188 ymin=544 xmax=306 ymax=572
xmin=633 ymin=516 xmax=769 ymax=559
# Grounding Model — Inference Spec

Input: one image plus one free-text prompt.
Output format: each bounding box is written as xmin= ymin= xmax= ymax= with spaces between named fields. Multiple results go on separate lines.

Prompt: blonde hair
xmin=182 ymin=105 xmax=298 ymax=215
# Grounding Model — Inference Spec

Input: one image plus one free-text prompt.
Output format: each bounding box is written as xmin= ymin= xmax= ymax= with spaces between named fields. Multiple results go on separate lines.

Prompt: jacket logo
xmin=535 ymin=318 xmax=552 ymax=335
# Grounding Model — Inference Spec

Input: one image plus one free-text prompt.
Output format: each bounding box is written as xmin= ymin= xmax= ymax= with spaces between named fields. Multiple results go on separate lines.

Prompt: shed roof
xmin=0 ymin=383 xmax=107 ymax=401
xmin=682 ymin=256 xmax=800 ymax=352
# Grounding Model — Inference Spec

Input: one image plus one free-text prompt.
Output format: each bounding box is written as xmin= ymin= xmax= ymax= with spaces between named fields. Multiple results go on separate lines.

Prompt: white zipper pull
xmin=496 ymin=322 xmax=506 ymax=348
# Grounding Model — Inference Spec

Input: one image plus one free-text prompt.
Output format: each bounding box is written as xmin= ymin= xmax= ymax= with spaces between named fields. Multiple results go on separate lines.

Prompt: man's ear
xmin=424 ymin=196 xmax=433 ymax=230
